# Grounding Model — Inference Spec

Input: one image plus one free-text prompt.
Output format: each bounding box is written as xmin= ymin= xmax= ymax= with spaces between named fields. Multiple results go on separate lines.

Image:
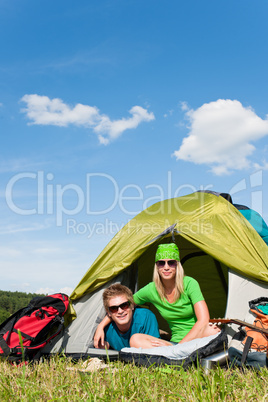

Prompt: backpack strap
xmin=35 ymin=309 xmax=51 ymax=319
xmin=13 ymin=329 xmax=34 ymax=341
xmin=0 ymin=335 xmax=11 ymax=356
xmin=241 ymin=336 xmax=253 ymax=365
xmin=0 ymin=308 xmax=25 ymax=344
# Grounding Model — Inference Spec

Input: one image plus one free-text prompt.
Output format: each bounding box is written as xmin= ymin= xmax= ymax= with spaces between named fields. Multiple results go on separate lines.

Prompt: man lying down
xmin=94 ymin=283 xmax=220 ymax=352
xmin=94 ymin=284 xmax=167 ymax=351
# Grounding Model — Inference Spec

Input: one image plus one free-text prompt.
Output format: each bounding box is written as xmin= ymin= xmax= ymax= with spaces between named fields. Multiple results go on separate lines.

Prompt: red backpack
xmin=0 ymin=293 xmax=69 ymax=363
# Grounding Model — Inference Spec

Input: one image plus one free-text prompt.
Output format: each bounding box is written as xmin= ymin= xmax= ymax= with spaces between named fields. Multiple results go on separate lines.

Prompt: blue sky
xmin=1 ymin=0 xmax=268 ymax=295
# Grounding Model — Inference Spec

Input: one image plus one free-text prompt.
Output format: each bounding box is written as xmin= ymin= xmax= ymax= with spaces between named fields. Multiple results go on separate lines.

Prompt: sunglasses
xmin=108 ymin=301 xmax=131 ymax=314
xmin=156 ymin=260 xmax=177 ymax=268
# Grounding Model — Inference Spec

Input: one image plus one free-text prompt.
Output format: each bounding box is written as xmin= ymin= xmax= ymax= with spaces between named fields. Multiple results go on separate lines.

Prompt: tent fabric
xmin=71 ymin=192 xmax=268 ymax=301
xmin=225 ymin=270 xmax=268 ymax=323
xmin=197 ymin=190 xmax=268 ymax=246
xmin=235 ymin=207 xmax=268 ymax=246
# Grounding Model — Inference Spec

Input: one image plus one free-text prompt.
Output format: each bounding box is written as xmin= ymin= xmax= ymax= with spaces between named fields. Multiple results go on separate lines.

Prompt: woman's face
xmin=156 ymin=259 xmax=177 ymax=282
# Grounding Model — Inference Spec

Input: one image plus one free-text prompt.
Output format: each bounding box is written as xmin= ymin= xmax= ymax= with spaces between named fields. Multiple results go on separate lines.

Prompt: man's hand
xmin=95 ymin=339 xmax=110 ymax=350
xmin=94 ymin=327 xmax=105 ymax=349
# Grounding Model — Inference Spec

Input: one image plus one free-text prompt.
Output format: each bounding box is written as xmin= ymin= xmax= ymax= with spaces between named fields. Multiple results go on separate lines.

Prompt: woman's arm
xmin=179 ymin=300 xmax=219 ymax=344
xmin=93 ymin=315 xmax=112 ymax=348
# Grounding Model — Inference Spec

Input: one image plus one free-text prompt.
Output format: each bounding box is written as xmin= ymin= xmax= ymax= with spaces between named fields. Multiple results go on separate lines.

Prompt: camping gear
xmin=227 ymin=297 xmax=268 ymax=368
xmin=228 ymin=347 xmax=267 ymax=369
xmin=119 ymin=331 xmax=227 ymax=369
xmin=0 ymin=293 xmax=69 ymax=363
xmin=243 ymin=297 xmax=268 ymax=352
xmin=42 ymin=191 xmax=268 ymax=364
xmin=210 ymin=318 xmax=268 ymax=339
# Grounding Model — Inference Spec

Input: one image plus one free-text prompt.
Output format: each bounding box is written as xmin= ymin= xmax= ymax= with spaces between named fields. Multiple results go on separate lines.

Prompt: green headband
xmin=155 ymin=244 xmax=180 ymax=262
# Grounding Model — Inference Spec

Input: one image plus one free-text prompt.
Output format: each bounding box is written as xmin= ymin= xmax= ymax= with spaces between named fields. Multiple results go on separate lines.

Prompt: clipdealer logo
xmin=5 ymin=171 xmax=215 ymax=226
xmin=5 ymin=170 xmax=264 ymax=236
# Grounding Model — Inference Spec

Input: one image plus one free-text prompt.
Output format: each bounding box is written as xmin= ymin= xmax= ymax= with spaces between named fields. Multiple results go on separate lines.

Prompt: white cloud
xmin=0 ymin=158 xmax=46 ymax=173
xmin=60 ymin=287 xmax=73 ymax=296
xmin=0 ymin=247 xmax=21 ymax=257
xmin=35 ymin=287 xmax=55 ymax=295
xmin=17 ymin=283 xmax=31 ymax=290
xmin=35 ymin=286 xmax=73 ymax=296
xmin=180 ymin=101 xmax=189 ymax=112
xmin=21 ymin=95 xmax=155 ymax=144
xmin=253 ymin=161 xmax=268 ymax=170
xmin=32 ymin=248 xmax=63 ymax=255
xmin=0 ymin=222 xmax=50 ymax=235
xmin=174 ymin=99 xmax=268 ymax=175
xmin=32 ymin=247 xmax=76 ymax=256
xmin=163 ymin=109 xmax=174 ymax=118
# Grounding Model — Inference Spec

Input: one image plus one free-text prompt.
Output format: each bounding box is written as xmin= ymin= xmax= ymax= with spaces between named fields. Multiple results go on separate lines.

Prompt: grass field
xmin=0 ymin=356 xmax=267 ymax=401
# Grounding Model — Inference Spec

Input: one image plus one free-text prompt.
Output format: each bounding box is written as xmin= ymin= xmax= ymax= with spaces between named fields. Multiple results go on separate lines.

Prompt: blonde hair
xmin=103 ymin=284 xmax=134 ymax=311
xmin=153 ymin=261 xmax=184 ymax=302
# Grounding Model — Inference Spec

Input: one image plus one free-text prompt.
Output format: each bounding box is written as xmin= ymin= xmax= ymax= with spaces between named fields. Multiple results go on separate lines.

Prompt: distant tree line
xmin=0 ymin=290 xmax=46 ymax=325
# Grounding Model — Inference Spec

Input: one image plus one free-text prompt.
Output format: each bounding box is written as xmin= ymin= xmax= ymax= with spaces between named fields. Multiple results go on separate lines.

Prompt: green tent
xmin=46 ymin=191 xmax=268 ymax=357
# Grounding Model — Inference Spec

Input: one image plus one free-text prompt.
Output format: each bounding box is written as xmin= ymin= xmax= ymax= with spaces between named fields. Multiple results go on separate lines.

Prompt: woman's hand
xmin=202 ymin=321 xmax=221 ymax=337
xmin=150 ymin=339 xmax=173 ymax=347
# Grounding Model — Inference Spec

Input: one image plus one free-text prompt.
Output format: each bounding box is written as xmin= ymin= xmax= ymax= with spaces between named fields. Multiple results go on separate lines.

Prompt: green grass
xmin=0 ymin=356 xmax=268 ymax=401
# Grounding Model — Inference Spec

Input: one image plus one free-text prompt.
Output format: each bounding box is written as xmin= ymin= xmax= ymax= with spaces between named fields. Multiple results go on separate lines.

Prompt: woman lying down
xmin=94 ymin=243 xmax=220 ymax=350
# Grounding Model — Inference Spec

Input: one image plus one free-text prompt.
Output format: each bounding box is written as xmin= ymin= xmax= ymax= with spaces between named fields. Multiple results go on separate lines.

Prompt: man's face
xmin=107 ymin=294 xmax=134 ymax=332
